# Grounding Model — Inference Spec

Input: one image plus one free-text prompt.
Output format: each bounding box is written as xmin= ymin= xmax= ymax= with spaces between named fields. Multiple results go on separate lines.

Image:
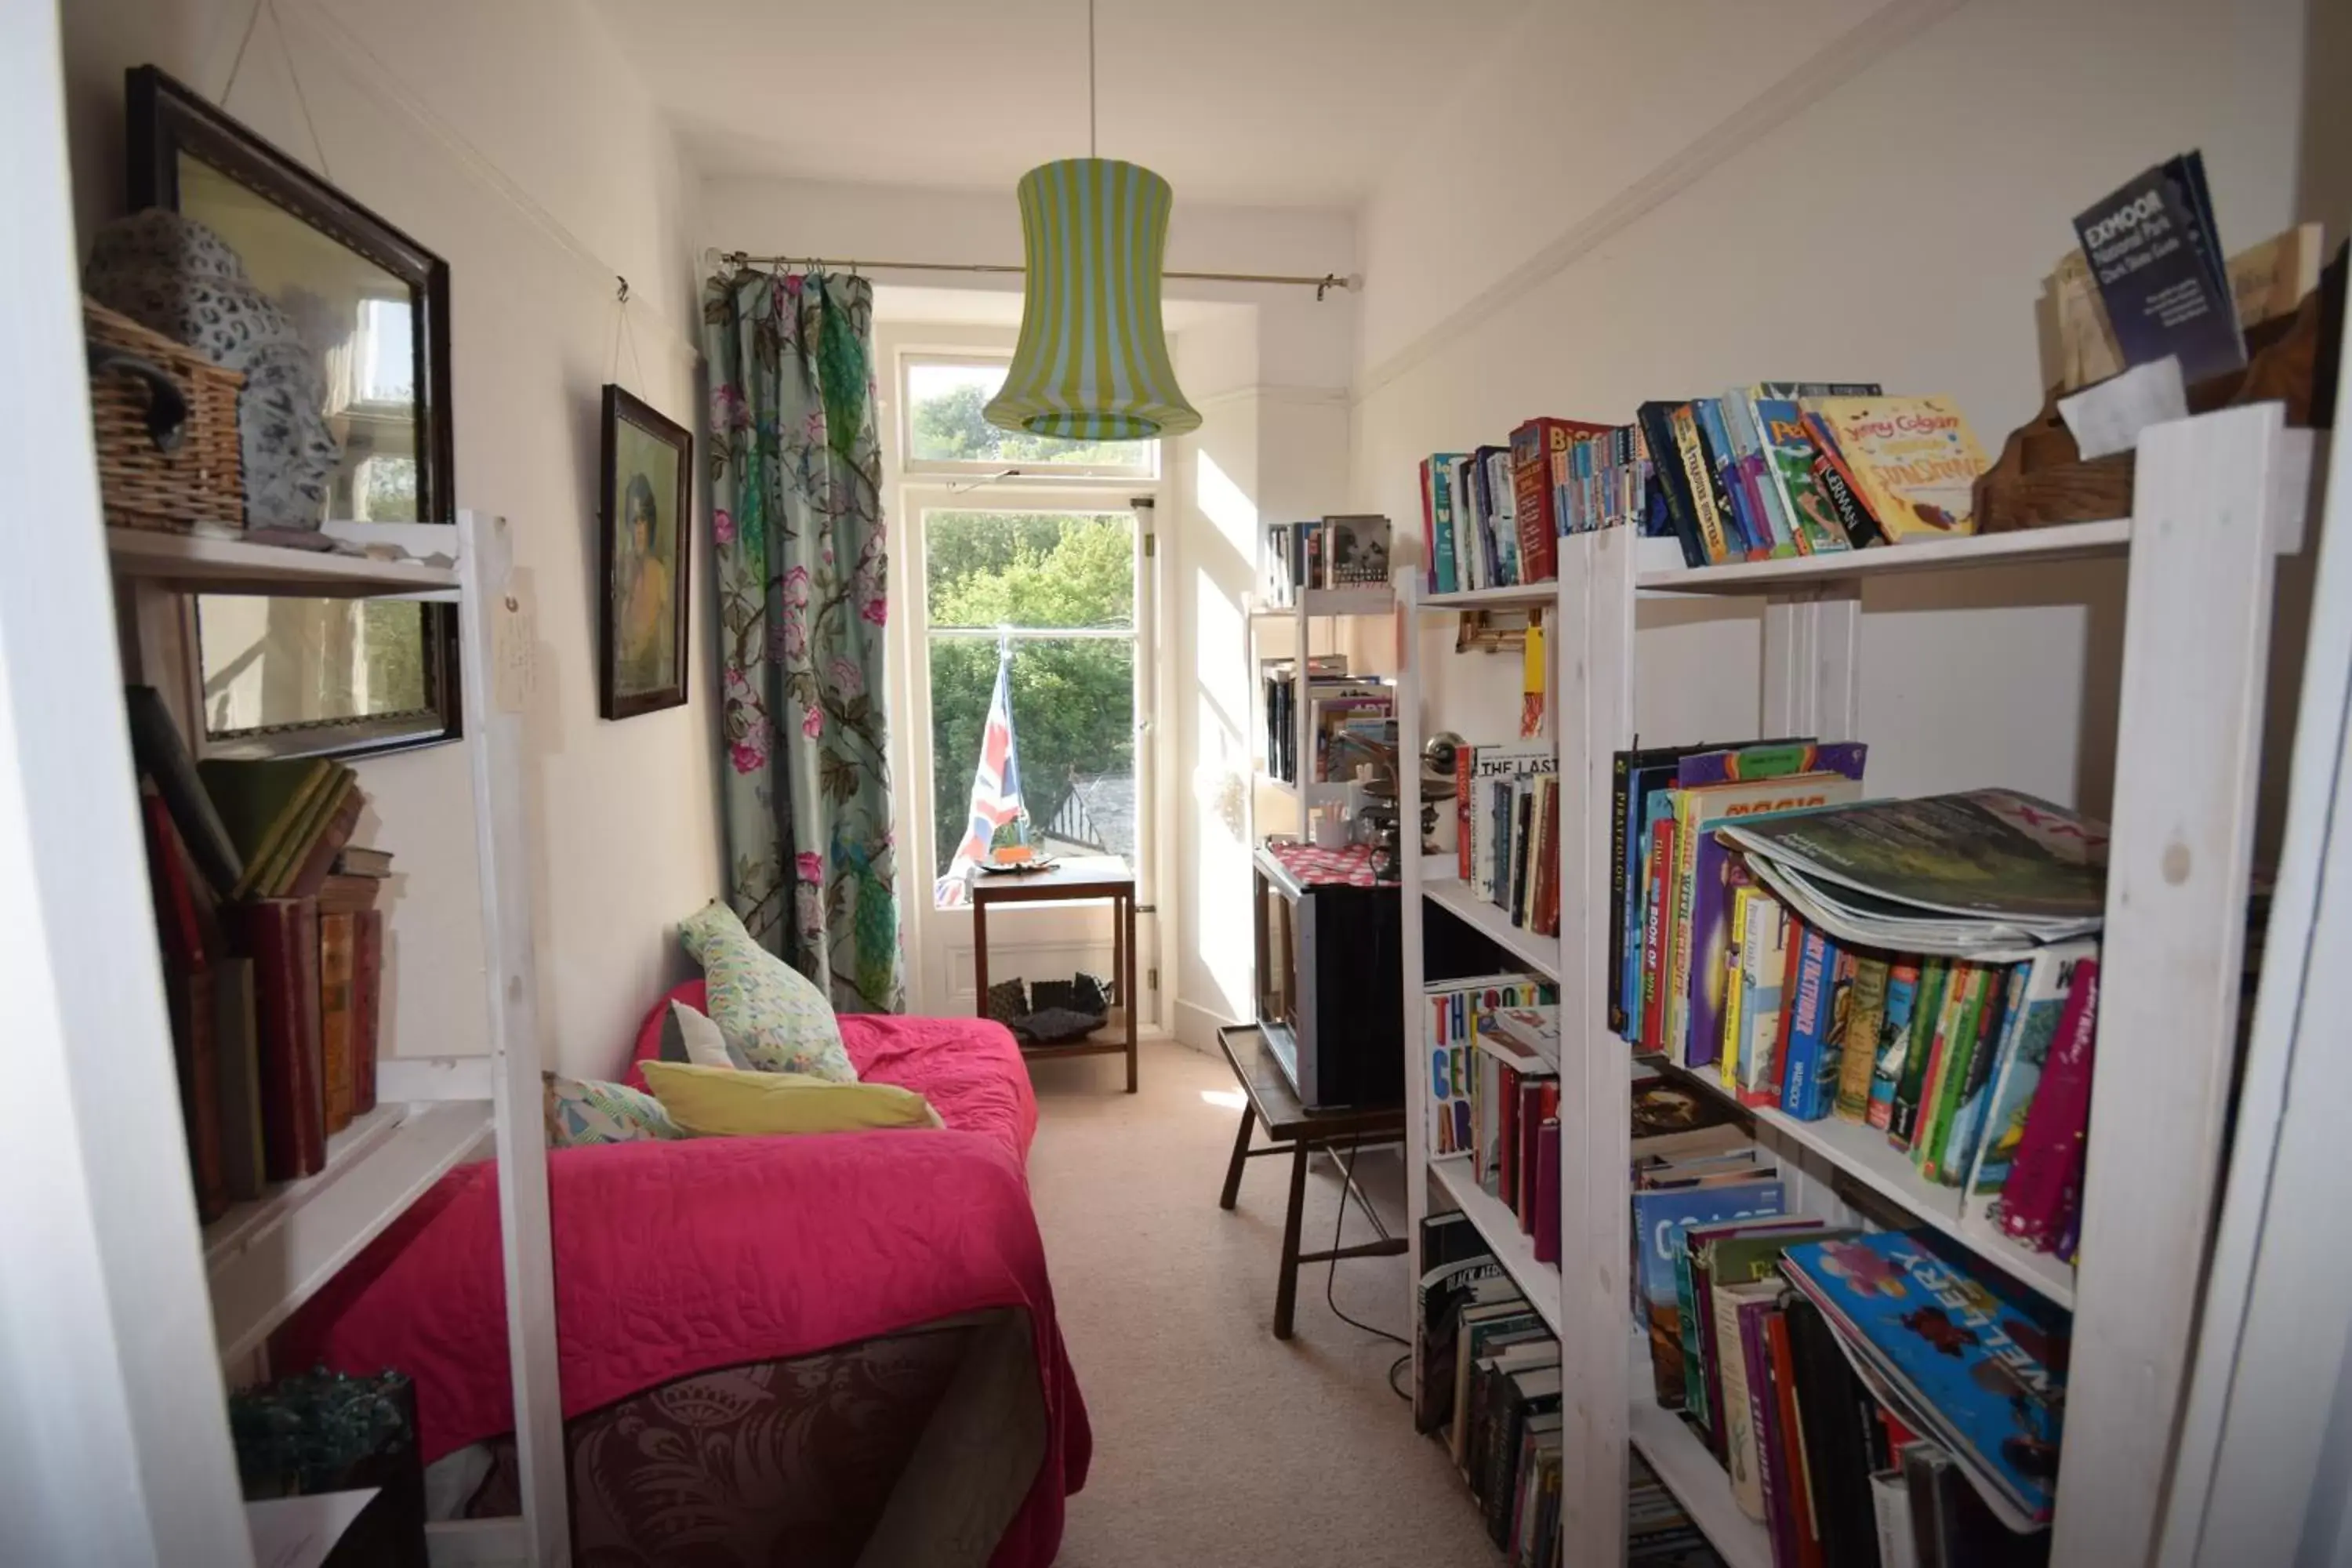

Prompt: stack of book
xmin=1258 ymin=515 xmax=1392 ymax=604
xmin=1260 ymin=656 xmax=1394 ymax=787
xmin=1709 ymin=791 xmax=2109 ymax=1260
xmin=1421 ymin=973 xmax=1555 ymax=1160
xmin=1465 ymin=1007 xmax=1561 ymax=1263
xmin=1420 ymin=390 xmax=1998 ymax=584
xmin=1414 ymin=1213 xmax=1565 ymax=1566
xmin=125 ymin=687 xmax=393 ymax=1220
xmin=1453 ymin=740 xmax=1560 ymax=937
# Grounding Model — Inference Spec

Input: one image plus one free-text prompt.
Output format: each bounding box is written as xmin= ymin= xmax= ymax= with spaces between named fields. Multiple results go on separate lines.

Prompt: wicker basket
xmin=85 ymin=298 xmax=244 ymax=534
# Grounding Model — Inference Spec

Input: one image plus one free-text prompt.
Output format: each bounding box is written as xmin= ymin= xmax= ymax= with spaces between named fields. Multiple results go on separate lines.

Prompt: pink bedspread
xmin=278 ymin=1007 xmax=1089 ymax=1566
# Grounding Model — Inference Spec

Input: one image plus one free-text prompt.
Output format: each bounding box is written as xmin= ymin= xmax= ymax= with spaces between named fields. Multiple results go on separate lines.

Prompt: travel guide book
xmin=2072 ymin=149 xmax=2246 ymax=387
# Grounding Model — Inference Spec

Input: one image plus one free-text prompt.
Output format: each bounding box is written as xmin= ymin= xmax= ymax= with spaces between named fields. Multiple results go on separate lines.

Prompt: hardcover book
xmin=1632 ymin=1179 xmax=1787 ymax=1408
xmin=1800 ymin=396 xmax=1992 ymax=544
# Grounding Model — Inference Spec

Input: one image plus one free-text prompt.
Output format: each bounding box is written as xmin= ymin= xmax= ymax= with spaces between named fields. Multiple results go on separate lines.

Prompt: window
xmin=925 ymin=508 xmax=1138 ymax=905
xmin=902 ymin=356 xmax=1158 ymax=480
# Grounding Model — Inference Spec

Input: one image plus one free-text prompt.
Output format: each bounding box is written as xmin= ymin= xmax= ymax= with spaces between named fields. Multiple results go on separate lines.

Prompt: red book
xmin=1999 ymin=956 xmax=2101 ymax=1249
xmin=1510 ymin=417 xmax=1614 ymax=582
xmin=1766 ymin=1310 xmax=1823 ymax=1568
xmin=1497 ymin=1063 xmax=1520 ymax=1203
xmin=1531 ymin=1119 xmax=1561 ymax=1265
xmin=319 ymin=911 xmax=357 ymax=1135
xmin=1517 ymin=1079 xmax=1545 ymax=1229
xmin=1418 ymin=458 xmax=1439 ymax=593
xmin=1455 ymin=746 xmax=1474 ymax=881
xmin=140 ymin=786 xmax=224 ymax=1220
xmin=351 ymin=908 xmax=383 ymax=1116
xmin=234 ymin=898 xmax=327 ymax=1180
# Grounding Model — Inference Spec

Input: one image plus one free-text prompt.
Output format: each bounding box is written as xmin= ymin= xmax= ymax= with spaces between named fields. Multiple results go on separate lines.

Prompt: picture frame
xmin=598 ymin=385 xmax=693 ymax=720
xmin=126 ymin=65 xmax=463 ymax=760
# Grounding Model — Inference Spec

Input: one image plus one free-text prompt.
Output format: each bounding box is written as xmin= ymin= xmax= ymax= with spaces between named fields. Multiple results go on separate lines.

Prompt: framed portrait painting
xmin=598 ymin=386 xmax=692 ymax=719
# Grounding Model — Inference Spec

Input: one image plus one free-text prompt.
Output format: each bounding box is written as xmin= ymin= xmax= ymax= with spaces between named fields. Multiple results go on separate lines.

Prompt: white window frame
xmin=898 ymin=351 xmax=1161 ymax=482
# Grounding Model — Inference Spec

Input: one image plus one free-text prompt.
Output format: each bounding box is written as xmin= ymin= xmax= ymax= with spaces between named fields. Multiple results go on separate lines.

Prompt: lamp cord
xmin=1087 ymin=0 xmax=1098 ymax=158
xmin=1318 ymin=1131 xmax=1414 ymax=1404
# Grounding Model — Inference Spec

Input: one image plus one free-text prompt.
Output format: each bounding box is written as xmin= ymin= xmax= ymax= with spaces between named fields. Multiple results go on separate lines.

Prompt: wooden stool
xmin=1214 ymin=1024 xmax=1408 ymax=1339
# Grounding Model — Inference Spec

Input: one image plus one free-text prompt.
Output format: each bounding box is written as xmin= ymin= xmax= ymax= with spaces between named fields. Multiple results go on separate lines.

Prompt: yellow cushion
xmin=641 ymin=1060 xmax=942 ymax=1138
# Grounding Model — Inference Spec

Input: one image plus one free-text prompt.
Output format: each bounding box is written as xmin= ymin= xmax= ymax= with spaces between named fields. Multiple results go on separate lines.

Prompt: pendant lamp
xmin=984 ymin=5 xmax=1199 ymax=439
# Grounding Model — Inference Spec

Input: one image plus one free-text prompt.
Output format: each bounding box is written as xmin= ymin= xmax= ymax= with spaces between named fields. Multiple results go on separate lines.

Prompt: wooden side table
xmin=971 ymin=856 xmax=1138 ymax=1094
xmin=1214 ymin=1022 xmax=1408 ymax=1339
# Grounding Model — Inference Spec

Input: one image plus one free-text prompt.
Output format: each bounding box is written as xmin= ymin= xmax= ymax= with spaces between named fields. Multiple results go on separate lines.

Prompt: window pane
xmin=930 ymin=635 xmax=1135 ymax=888
xmin=197 ymin=596 xmax=436 ymax=739
xmin=906 ymin=361 xmax=1154 ymax=470
xmin=925 ymin=510 xmax=1134 ymax=630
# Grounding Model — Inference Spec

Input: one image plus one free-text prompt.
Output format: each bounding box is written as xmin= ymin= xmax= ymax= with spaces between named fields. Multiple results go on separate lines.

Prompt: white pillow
xmin=665 ymin=1000 xmax=748 ymax=1069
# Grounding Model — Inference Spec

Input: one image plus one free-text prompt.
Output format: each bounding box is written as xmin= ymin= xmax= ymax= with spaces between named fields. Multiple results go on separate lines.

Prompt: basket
xmin=84 ymin=298 xmax=244 ymax=534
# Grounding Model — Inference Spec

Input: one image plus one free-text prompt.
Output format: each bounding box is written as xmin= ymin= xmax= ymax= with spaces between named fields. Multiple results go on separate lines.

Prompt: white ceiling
xmin=589 ymin=0 xmax=1530 ymax=208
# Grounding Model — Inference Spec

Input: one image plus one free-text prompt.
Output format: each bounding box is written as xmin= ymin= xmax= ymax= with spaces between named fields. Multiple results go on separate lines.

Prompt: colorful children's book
xmin=1962 ymin=940 xmax=2099 ymax=1231
xmin=1733 ymin=892 xmax=1791 ymax=1103
xmin=1423 ymin=974 xmax=1551 ymax=1158
xmin=1798 ymin=396 xmax=1992 ymax=544
xmin=1781 ymin=1232 xmax=2071 ymax=1525
xmin=1719 ymin=390 xmax=1796 ymax=556
xmin=1835 ymin=954 xmax=1892 ymax=1122
xmin=1866 ymin=960 xmax=1923 ymax=1131
xmin=1915 ymin=964 xmax=1994 ymax=1177
xmin=1931 ymin=960 xmax=2026 ymax=1188
xmin=1998 ymin=956 xmax=2101 ymax=1250
xmin=1777 ymin=924 xmax=1848 ymax=1120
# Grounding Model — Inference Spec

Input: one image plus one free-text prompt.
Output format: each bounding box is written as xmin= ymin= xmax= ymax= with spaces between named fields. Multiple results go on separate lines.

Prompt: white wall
xmin=62 ymin=0 xmax=720 ymax=1078
xmin=1353 ymin=0 xmax=2319 ymax=812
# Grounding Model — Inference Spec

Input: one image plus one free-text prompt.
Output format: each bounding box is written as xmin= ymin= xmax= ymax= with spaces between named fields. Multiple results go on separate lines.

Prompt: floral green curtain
xmin=702 ymin=270 xmax=904 ymax=1012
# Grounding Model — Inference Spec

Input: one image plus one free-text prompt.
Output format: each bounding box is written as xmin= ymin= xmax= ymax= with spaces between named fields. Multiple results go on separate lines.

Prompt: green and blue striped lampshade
xmin=984 ymin=158 xmax=1201 ymax=441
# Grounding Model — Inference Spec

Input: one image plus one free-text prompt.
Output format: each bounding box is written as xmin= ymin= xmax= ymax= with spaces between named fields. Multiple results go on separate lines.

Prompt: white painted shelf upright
xmin=107 ymin=514 xmax=567 ymax=1568
xmin=1397 ymin=405 xmax=2321 ymax=1568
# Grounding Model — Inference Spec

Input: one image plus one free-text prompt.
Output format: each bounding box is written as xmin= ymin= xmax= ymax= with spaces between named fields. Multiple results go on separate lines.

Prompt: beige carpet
xmin=1025 ymin=1040 xmax=1507 ymax=1567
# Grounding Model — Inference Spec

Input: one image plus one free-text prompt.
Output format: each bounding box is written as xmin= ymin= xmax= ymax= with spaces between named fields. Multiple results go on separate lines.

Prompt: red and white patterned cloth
xmin=1264 ymin=840 xmax=1379 ymax=887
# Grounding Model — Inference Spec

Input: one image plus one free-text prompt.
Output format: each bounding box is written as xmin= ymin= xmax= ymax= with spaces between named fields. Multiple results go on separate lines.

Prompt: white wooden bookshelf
xmin=104 ymin=511 xmax=567 ymax=1566
xmin=1428 ymin=1152 xmax=1563 ymax=1338
xmin=1420 ymin=869 xmax=1561 ymax=982
xmin=1247 ymin=580 xmax=1395 ymax=839
xmin=1398 ymin=405 xmax=2324 ymax=1567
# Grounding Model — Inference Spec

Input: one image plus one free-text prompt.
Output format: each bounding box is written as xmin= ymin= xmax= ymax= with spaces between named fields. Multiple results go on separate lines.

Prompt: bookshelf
xmin=1247 ymin=581 xmax=1396 ymax=839
xmin=1398 ymin=405 xmax=2321 ymax=1567
xmin=105 ymin=513 xmax=566 ymax=1566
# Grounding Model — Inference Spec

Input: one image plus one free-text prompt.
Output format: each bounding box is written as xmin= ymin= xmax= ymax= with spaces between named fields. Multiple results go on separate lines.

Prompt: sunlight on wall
xmin=1194 ymin=448 xmax=1260 ymax=557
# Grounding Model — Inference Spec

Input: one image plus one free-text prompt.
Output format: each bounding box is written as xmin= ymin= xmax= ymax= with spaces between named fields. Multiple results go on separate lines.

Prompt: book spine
xmin=1835 ymin=956 xmax=1891 ymax=1121
xmin=1888 ymin=958 xmax=1951 ymax=1146
xmin=1637 ymin=403 xmax=1708 ymax=568
xmin=1747 ymin=1305 xmax=1793 ymax=1563
xmin=1721 ymin=886 xmax=1751 ymax=1089
xmin=1918 ymin=965 xmax=1990 ymax=1177
xmin=1778 ymin=925 xmax=1835 ymax=1116
xmin=1534 ymin=1119 xmax=1560 ymax=1265
xmin=1607 ymin=754 xmax=1633 ymax=1035
xmin=1867 ymin=962 xmax=1922 ymax=1131
xmin=1640 ymin=821 xmax=1676 ymax=1052
xmin=1746 ymin=907 xmax=1805 ymax=1108
xmin=1767 ymin=1310 xmax=1818 ymax=1568
xmin=1512 ymin=423 xmax=1560 ymax=583
xmin=1457 ymin=746 xmax=1475 ymax=882
xmin=234 ymin=899 xmax=327 ymax=1181
xmin=1697 ymin=398 xmax=1767 ymax=561
xmin=351 ymin=908 xmax=382 ymax=1116
xmin=1999 ymin=958 xmax=2100 ymax=1248
xmin=1419 ymin=459 xmax=1438 ymax=593
xmin=319 ymin=910 xmax=356 ymax=1136
xmin=1802 ymin=412 xmax=1887 ymax=548
xmin=1671 ymin=404 xmax=1736 ymax=564
xmin=1934 ymin=963 xmax=2022 ymax=1188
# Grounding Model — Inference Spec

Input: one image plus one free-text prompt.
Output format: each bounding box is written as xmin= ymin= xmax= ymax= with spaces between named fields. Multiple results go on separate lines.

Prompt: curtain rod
xmin=714 ymin=251 xmax=1356 ymax=301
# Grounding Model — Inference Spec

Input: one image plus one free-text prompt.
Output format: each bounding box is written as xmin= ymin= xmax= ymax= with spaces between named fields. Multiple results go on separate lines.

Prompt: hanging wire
xmin=607 ymin=276 xmax=647 ymax=392
xmin=220 ymin=0 xmax=332 ymax=177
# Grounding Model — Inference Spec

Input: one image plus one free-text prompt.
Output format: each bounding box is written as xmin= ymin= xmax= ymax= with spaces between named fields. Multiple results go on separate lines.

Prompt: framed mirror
xmin=126 ymin=65 xmax=461 ymax=759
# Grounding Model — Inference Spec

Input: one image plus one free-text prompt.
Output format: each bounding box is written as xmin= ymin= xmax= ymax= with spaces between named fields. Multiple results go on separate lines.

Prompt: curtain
xmin=702 ymin=269 xmax=905 ymax=1013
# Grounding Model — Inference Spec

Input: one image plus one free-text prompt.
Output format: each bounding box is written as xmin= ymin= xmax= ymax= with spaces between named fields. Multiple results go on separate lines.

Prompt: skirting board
xmin=1171 ymin=999 xmax=1237 ymax=1056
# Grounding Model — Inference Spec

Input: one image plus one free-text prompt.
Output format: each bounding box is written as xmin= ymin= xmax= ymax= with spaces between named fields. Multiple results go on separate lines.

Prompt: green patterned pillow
xmin=543 ymin=1072 xmax=684 ymax=1148
xmin=677 ymin=901 xmax=857 ymax=1083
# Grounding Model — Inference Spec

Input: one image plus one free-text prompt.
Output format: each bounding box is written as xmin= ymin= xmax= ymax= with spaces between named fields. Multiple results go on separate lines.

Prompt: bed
xmin=277 ymin=993 xmax=1091 ymax=1567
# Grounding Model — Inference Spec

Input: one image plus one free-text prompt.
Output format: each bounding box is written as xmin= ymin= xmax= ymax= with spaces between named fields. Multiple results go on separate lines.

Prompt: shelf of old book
xmin=1430 ymin=1152 xmax=1563 ymax=1339
xmin=204 ymin=1098 xmax=492 ymax=1363
xmin=1635 ymin=516 xmax=2132 ymax=596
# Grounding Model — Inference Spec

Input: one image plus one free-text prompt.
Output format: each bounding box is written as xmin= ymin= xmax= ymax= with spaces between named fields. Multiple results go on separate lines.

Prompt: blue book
xmin=1693 ymin=399 xmax=1763 ymax=559
xmin=1631 ymin=1179 xmax=1787 ymax=1408
xmin=1781 ymin=1231 xmax=2069 ymax=1524
xmin=1427 ymin=454 xmax=1467 ymax=594
xmin=1778 ymin=924 xmax=1842 ymax=1119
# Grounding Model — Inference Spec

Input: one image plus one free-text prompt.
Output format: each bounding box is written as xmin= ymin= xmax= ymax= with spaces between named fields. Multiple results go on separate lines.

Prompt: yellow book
xmin=1721 ymin=885 xmax=1751 ymax=1090
xmin=1801 ymin=395 xmax=1991 ymax=543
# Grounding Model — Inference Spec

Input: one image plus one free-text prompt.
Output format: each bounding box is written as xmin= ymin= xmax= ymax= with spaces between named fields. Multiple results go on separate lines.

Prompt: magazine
xmin=1717 ymin=789 xmax=2107 ymax=927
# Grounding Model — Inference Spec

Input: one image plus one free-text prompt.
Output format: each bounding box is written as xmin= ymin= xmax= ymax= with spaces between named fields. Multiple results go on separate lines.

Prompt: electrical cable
xmin=1316 ymin=1130 xmax=1414 ymax=1403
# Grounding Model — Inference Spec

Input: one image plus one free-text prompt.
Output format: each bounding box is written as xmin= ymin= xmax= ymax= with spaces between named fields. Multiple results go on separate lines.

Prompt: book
xmin=1417 ymin=1213 xmax=1507 ymax=1431
xmin=1915 ymin=964 xmax=1994 ymax=1177
xmin=1693 ymin=397 xmax=1764 ymax=560
xmin=319 ymin=910 xmax=358 ymax=1136
xmin=332 ymin=845 xmax=394 ymax=878
xmin=1928 ymin=961 xmax=2021 ymax=1187
xmin=212 ymin=955 xmax=265 ymax=1203
xmin=1422 ymin=456 xmax=1467 ymax=594
xmin=124 ymin=684 xmax=242 ymax=898
xmin=1835 ymin=955 xmax=1893 ymax=1122
xmin=1786 ymin=1292 xmax=1889 ymax=1568
xmin=1889 ymin=958 xmax=1954 ymax=1147
xmin=1532 ymin=1119 xmax=1561 ymax=1266
xmin=1871 ymin=1469 xmax=1918 ymax=1568
xmin=1636 ymin=401 xmax=1708 ymax=568
xmin=1686 ymin=1221 xmax=1841 ymax=1458
xmin=1669 ymin=401 xmax=1737 ymax=564
xmin=199 ymin=758 xmax=336 ymax=902
xmin=1800 ymin=396 xmax=1991 ymax=544
xmin=1806 ymin=416 xmax=1889 ymax=550
xmin=1997 ymin=956 xmax=2100 ymax=1250
xmin=1734 ymin=891 xmax=1792 ymax=1104
xmin=1752 ymin=395 xmax=1849 ymax=556
xmin=1323 ymin=514 xmax=1392 ymax=586
xmin=282 ymin=779 xmax=365 ymax=900
xmin=1425 ymin=975 xmax=1552 ymax=1158
xmin=1715 ymin=1279 xmax=1784 ymax=1521
xmin=1777 ymin=922 xmax=1841 ymax=1119
xmin=1632 ymin=1178 xmax=1787 ymax=1408
xmin=1866 ymin=961 xmax=1924 ymax=1131
xmin=1511 ymin=418 xmax=1613 ymax=582
xmin=351 ymin=909 xmax=383 ymax=1119
xmin=1962 ymin=941 xmax=2099 ymax=1231
xmin=1764 ymin=1306 xmax=1821 ymax=1568
xmin=1483 ymin=1363 xmax=1564 ymax=1544
xmin=1454 ymin=1302 xmax=1549 ymax=1467
xmin=232 ymin=898 xmax=327 ymax=1181
xmin=2073 ymin=150 xmax=2245 ymax=386
xmin=1781 ymin=1232 xmax=2070 ymax=1525
xmin=1720 ymin=390 xmax=1796 ymax=557
xmin=140 ymin=786 xmax=224 ymax=1222
xmin=252 ymin=767 xmax=355 ymax=899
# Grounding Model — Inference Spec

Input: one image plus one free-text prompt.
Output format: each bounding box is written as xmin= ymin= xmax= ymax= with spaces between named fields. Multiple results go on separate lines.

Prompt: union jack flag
xmin=935 ymin=643 xmax=1025 ymax=908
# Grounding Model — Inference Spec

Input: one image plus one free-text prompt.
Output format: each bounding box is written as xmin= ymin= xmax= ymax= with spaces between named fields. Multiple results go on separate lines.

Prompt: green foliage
xmin=909 ymin=379 xmax=1149 ymax=470
xmin=926 ymin=510 xmax=1136 ymax=868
